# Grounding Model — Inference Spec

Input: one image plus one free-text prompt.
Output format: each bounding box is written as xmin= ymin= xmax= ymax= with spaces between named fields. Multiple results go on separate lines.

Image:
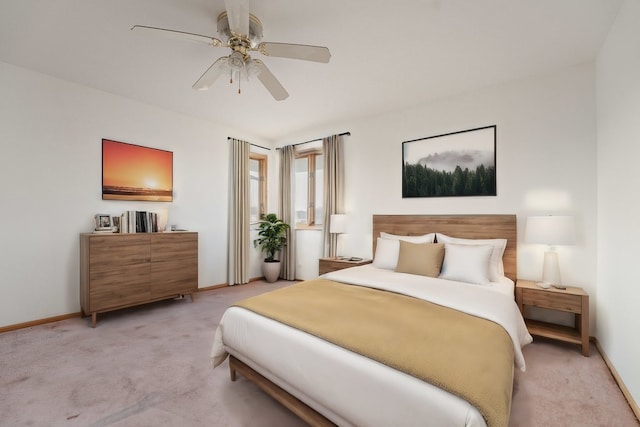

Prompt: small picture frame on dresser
xmin=94 ymin=214 xmax=112 ymax=231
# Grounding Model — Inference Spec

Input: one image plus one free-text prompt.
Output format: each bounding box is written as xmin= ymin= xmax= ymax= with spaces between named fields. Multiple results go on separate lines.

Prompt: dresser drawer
xmin=521 ymin=288 xmax=582 ymax=313
xmin=151 ymin=232 xmax=198 ymax=261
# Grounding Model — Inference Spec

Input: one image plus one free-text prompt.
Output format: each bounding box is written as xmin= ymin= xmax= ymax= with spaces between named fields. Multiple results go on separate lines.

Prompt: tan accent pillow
xmin=395 ymin=241 xmax=445 ymax=277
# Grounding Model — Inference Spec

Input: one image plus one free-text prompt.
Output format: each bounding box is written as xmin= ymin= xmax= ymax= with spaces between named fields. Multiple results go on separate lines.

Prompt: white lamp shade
xmin=525 ymin=215 xmax=576 ymax=246
xmin=330 ymin=214 xmax=348 ymax=234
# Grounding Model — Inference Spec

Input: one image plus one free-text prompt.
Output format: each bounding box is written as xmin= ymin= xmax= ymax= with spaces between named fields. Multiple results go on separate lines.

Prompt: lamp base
xmin=541 ymin=250 xmax=562 ymax=286
xmin=535 ymin=281 xmax=552 ymax=289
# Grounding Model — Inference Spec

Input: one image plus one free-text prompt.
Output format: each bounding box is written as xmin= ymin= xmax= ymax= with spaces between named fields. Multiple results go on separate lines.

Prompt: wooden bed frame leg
xmin=228 ymin=355 xmax=336 ymax=427
xmin=229 ymin=358 xmax=237 ymax=382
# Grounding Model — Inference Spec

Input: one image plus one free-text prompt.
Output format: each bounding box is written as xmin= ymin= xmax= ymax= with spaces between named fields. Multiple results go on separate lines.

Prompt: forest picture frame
xmin=402 ymin=125 xmax=496 ymax=198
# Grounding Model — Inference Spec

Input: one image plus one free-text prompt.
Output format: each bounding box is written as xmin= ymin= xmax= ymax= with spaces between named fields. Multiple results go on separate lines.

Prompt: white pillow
xmin=436 ymin=233 xmax=507 ymax=281
xmin=439 ymin=243 xmax=493 ymax=286
xmin=372 ymin=237 xmax=400 ymax=269
xmin=380 ymin=232 xmax=435 ymax=243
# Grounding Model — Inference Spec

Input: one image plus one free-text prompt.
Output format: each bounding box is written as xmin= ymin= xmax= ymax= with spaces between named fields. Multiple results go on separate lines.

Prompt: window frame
xmin=249 ymin=152 xmax=267 ymax=224
xmin=295 ymin=147 xmax=323 ymax=228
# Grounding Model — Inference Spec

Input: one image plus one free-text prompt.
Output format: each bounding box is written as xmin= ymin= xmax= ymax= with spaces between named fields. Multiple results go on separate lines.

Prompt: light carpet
xmin=0 ymin=280 xmax=637 ymax=426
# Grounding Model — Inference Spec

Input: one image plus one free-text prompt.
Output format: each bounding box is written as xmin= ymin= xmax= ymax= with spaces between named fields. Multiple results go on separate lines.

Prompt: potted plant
xmin=253 ymin=213 xmax=290 ymax=283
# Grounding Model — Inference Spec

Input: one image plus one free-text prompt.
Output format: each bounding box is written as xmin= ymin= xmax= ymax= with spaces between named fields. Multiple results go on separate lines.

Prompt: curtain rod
xmin=276 ymin=131 xmax=351 ymax=150
xmin=227 ymin=137 xmax=271 ymax=151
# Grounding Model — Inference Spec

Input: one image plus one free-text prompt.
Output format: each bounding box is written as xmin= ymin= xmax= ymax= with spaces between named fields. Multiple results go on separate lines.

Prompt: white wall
xmin=596 ymin=0 xmax=640 ymax=406
xmin=0 ymin=60 xmax=270 ymax=327
xmin=287 ymin=63 xmax=598 ymax=328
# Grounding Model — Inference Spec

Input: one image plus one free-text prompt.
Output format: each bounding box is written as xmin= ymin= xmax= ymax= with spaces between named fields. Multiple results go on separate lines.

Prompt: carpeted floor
xmin=0 ymin=280 xmax=637 ymax=427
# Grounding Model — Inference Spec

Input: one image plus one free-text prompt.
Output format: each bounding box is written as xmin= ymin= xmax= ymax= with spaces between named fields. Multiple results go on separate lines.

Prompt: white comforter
xmin=211 ymin=265 xmax=532 ymax=426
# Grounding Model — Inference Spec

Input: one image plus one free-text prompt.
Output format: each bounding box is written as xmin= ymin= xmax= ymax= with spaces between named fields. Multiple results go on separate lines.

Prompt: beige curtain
xmin=228 ymin=138 xmax=250 ymax=285
xmin=322 ymin=134 xmax=345 ymax=257
xmin=278 ymin=145 xmax=296 ymax=280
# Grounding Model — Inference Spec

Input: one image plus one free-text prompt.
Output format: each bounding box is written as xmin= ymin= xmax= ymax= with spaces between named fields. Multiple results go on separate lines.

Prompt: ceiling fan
xmin=131 ymin=0 xmax=331 ymax=101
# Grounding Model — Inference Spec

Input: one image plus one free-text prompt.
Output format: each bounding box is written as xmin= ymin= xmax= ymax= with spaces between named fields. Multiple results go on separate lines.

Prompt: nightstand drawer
xmin=521 ymin=288 xmax=582 ymax=313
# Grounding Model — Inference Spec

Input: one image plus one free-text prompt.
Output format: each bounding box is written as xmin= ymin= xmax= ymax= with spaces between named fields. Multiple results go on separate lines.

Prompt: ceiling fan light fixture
xmin=228 ymin=51 xmax=245 ymax=71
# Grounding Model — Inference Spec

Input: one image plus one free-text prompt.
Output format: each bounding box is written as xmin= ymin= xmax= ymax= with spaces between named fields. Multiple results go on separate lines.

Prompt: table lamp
xmin=330 ymin=214 xmax=348 ymax=258
xmin=524 ymin=215 xmax=576 ymax=287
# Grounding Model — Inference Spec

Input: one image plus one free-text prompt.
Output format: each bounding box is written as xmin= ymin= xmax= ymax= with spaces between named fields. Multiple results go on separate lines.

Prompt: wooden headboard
xmin=372 ymin=215 xmax=517 ymax=282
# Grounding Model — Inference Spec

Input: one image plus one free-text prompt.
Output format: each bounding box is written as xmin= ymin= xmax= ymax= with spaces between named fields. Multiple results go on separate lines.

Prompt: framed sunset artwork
xmin=102 ymin=139 xmax=173 ymax=202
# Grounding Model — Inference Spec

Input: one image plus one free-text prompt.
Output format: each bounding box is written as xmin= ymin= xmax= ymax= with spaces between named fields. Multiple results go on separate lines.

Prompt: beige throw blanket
xmin=234 ymin=279 xmax=514 ymax=427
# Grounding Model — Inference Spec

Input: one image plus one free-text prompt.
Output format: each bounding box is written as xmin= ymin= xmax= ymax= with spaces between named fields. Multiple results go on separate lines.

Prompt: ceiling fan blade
xmin=131 ymin=25 xmax=224 ymax=47
xmin=193 ymin=57 xmax=229 ymax=91
xmin=224 ymin=0 xmax=249 ymax=37
xmin=258 ymin=42 xmax=331 ymax=63
xmin=253 ymin=59 xmax=289 ymax=101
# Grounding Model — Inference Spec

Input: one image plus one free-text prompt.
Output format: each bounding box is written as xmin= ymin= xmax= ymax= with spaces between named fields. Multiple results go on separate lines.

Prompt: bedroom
xmin=0 ymin=0 xmax=639 ymax=425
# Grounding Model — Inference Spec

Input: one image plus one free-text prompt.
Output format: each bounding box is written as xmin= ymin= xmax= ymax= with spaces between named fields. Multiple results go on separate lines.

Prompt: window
xmin=249 ymin=153 xmax=267 ymax=223
xmin=295 ymin=148 xmax=323 ymax=226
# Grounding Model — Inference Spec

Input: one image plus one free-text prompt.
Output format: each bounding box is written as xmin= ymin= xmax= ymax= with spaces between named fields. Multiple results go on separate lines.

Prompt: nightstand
xmin=515 ymin=279 xmax=589 ymax=356
xmin=318 ymin=257 xmax=372 ymax=275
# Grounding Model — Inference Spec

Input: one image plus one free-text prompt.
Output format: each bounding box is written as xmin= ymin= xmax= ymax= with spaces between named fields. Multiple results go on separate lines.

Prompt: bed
xmin=211 ymin=214 xmax=532 ymax=427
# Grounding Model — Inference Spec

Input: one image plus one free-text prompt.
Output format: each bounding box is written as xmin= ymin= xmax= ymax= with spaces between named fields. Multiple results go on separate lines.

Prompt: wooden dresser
xmin=80 ymin=232 xmax=198 ymax=327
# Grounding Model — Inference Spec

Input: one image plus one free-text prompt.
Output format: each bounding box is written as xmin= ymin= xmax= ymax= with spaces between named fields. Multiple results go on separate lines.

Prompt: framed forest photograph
xmin=402 ymin=125 xmax=496 ymax=198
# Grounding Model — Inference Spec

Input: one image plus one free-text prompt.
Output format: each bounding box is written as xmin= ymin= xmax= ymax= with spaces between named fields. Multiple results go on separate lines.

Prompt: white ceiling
xmin=0 ymin=0 xmax=622 ymax=142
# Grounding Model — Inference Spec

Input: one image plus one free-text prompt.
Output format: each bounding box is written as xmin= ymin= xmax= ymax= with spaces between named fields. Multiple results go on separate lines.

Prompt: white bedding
xmin=328 ymin=264 xmax=516 ymax=296
xmin=211 ymin=265 xmax=532 ymax=427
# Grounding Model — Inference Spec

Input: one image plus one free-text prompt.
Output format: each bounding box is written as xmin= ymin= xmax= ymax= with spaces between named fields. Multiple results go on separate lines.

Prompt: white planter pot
xmin=262 ymin=261 xmax=281 ymax=283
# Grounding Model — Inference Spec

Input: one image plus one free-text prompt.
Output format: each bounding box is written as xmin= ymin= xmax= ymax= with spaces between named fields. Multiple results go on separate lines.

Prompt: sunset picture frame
xmin=102 ymin=139 xmax=173 ymax=202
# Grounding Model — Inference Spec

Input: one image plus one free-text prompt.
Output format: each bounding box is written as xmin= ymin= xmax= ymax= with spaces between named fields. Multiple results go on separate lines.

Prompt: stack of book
xmin=119 ymin=211 xmax=160 ymax=233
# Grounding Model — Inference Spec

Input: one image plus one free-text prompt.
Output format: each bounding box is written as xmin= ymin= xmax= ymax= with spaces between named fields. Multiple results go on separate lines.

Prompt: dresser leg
xmin=91 ymin=312 xmax=97 ymax=328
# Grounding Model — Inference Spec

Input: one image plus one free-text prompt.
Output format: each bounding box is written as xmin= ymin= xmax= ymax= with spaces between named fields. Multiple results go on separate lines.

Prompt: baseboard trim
xmin=196 ymin=277 xmax=265 ymax=291
xmin=593 ymin=337 xmax=640 ymax=422
xmin=196 ymin=283 xmax=228 ymax=292
xmin=0 ymin=312 xmax=82 ymax=334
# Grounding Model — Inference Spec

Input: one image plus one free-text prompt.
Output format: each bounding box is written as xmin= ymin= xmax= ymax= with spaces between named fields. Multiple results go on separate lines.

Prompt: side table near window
xmin=318 ymin=257 xmax=372 ymax=275
xmin=515 ymin=279 xmax=589 ymax=356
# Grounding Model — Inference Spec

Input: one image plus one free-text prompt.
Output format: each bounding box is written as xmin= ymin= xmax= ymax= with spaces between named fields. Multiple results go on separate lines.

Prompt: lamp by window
xmin=330 ymin=214 xmax=348 ymax=234
xmin=330 ymin=214 xmax=348 ymax=258
xmin=525 ymin=215 xmax=576 ymax=287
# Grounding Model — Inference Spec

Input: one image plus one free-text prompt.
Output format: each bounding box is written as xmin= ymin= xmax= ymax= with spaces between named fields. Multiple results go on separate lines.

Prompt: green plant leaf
xmin=253 ymin=213 xmax=290 ymax=262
